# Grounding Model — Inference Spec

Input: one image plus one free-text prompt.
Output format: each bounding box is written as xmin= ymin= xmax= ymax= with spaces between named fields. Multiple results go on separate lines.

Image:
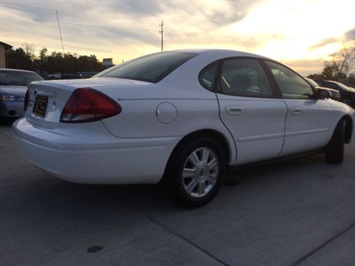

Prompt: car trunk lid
xmin=25 ymin=78 xmax=151 ymax=128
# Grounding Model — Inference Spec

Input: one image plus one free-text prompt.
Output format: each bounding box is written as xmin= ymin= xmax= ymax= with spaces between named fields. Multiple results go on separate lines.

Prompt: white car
xmin=12 ymin=49 xmax=354 ymax=207
xmin=0 ymin=68 xmax=43 ymax=118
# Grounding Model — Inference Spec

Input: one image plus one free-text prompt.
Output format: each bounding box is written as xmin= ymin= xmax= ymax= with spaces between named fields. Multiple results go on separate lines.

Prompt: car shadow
xmin=26 ymin=153 xmax=328 ymax=211
xmin=0 ymin=117 xmax=19 ymax=126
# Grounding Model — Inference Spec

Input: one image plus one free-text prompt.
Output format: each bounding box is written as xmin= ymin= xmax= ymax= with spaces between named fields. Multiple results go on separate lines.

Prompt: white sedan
xmin=0 ymin=68 xmax=43 ymax=118
xmin=13 ymin=49 xmax=354 ymax=207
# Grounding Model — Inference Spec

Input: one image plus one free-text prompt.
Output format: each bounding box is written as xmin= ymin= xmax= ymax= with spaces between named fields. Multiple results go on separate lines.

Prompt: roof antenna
xmin=56 ymin=10 xmax=65 ymax=54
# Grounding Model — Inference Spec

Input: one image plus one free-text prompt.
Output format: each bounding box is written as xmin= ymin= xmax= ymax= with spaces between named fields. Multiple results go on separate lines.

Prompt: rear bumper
xmin=12 ymin=118 xmax=178 ymax=184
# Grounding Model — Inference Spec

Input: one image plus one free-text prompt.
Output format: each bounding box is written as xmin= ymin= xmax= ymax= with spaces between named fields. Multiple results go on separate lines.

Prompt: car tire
xmin=325 ymin=119 xmax=345 ymax=164
xmin=165 ymin=138 xmax=226 ymax=207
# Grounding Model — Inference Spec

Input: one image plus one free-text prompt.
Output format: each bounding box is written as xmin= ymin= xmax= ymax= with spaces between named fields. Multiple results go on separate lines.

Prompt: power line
xmin=2 ymin=2 xmax=165 ymax=52
xmin=1 ymin=2 xmax=153 ymax=31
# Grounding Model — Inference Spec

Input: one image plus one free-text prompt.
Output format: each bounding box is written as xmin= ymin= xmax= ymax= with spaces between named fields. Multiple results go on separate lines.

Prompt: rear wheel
xmin=165 ymin=138 xmax=226 ymax=207
xmin=325 ymin=119 xmax=345 ymax=164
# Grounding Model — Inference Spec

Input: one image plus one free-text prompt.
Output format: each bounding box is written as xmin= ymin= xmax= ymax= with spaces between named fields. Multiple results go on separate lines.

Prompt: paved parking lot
xmin=1 ymin=118 xmax=355 ymax=266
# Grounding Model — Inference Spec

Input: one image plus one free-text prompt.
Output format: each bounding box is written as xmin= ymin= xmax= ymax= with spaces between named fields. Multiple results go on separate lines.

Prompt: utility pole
xmin=159 ymin=20 xmax=164 ymax=52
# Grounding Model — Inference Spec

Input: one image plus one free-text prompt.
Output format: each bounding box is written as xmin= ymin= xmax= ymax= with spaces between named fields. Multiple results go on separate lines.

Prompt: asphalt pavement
xmin=1 ymin=118 xmax=355 ymax=266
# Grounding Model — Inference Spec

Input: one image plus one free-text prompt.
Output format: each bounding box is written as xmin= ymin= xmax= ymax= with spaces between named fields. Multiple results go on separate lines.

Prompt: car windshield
xmin=332 ymin=81 xmax=353 ymax=92
xmin=306 ymin=78 xmax=319 ymax=88
xmin=0 ymin=70 xmax=43 ymax=86
xmin=95 ymin=51 xmax=198 ymax=83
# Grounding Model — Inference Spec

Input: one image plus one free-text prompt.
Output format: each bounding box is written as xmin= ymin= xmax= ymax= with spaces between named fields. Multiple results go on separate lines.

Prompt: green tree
xmin=6 ymin=44 xmax=107 ymax=76
xmin=6 ymin=48 xmax=33 ymax=70
xmin=321 ymin=61 xmax=347 ymax=80
xmin=21 ymin=42 xmax=36 ymax=61
xmin=322 ymin=33 xmax=355 ymax=81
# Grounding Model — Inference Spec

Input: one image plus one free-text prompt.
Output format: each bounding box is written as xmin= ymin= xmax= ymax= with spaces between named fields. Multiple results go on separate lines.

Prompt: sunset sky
xmin=1 ymin=0 xmax=354 ymax=75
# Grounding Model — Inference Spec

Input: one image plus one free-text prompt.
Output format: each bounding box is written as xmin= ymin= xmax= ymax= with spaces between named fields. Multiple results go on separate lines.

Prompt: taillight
xmin=60 ymin=88 xmax=121 ymax=123
xmin=24 ymin=89 xmax=29 ymax=111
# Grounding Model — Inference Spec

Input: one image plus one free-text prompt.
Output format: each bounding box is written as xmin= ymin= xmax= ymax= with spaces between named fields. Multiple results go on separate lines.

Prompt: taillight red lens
xmin=24 ymin=89 xmax=29 ymax=111
xmin=60 ymin=88 xmax=121 ymax=123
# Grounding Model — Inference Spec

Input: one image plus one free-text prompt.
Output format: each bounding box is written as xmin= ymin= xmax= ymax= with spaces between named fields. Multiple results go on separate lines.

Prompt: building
xmin=102 ymin=58 xmax=114 ymax=68
xmin=0 ymin=41 xmax=12 ymax=68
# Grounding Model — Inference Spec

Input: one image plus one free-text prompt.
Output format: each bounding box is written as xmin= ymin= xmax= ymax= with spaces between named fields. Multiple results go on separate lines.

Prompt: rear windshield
xmin=95 ymin=51 xmax=197 ymax=83
xmin=0 ymin=70 xmax=43 ymax=86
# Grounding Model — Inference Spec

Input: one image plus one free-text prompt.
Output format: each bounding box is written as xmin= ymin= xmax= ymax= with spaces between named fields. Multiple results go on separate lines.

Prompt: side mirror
xmin=316 ymin=88 xmax=331 ymax=99
xmin=328 ymin=90 xmax=341 ymax=101
xmin=315 ymin=88 xmax=341 ymax=101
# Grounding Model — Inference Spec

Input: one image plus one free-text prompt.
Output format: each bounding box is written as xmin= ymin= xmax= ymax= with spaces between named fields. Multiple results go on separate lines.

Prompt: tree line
xmin=5 ymin=40 xmax=355 ymax=85
xmin=5 ymin=44 xmax=106 ymax=79
xmin=303 ymin=32 xmax=355 ymax=86
xmin=307 ymin=41 xmax=355 ymax=86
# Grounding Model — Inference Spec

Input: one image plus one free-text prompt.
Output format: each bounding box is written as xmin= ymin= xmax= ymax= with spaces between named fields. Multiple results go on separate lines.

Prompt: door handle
xmin=225 ymin=105 xmax=243 ymax=115
xmin=291 ymin=107 xmax=302 ymax=115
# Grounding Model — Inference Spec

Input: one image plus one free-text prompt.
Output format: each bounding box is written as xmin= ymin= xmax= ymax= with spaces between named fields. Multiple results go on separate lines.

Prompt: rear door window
xmin=199 ymin=58 xmax=274 ymax=98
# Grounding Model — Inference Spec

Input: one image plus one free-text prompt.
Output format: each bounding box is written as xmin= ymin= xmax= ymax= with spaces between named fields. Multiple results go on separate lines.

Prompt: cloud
xmin=345 ymin=28 xmax=355 ymax=41
xmin=107 ymin=0 xmax=164 ymax=16
xmin=285 ymin=59 xmax=325 ymax=76
xmin=310 ymin=37 xmax=339 ymax=50
xmin=201 ymin=0 xmax=254 ymax=25
xmin=1 ymin=0 xmax=354 ymax=73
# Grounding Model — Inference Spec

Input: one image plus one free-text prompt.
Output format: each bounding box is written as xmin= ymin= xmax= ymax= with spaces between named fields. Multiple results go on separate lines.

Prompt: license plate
xmin=33 ymin=95 xmax=48 ymax=117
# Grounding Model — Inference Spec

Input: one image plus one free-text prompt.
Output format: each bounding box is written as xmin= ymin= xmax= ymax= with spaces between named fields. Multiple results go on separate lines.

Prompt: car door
xmin=264 ymin=60 xmax=334 ymax=156
xmin=201 ymin=58 xmax=288 ymax=165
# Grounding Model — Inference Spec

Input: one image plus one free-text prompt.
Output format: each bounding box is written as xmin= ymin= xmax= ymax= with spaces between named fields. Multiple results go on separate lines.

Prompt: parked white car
xmin=12 ymin=49 xmax=354 ymax=207
xmin=0 ymin=68 xmax=43 ymax=118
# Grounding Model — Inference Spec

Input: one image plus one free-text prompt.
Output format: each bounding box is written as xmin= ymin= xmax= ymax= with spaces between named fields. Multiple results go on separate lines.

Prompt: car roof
xmin=0 ymin=68 xmax=37 ymax=73
xmin=169 ymin=48 xmax=269 ymax=59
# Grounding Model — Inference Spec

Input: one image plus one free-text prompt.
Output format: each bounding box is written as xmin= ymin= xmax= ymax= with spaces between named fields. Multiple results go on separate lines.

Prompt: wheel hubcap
xmin=182 ymin=147 xmax=219 ymax=198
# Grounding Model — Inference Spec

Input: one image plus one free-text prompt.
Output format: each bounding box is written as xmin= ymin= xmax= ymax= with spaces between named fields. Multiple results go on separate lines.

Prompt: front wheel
xmin=325 ymin=119 xmax=345 ymax=164
xmin=165 ymin=138 xmax=226 ymax=207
